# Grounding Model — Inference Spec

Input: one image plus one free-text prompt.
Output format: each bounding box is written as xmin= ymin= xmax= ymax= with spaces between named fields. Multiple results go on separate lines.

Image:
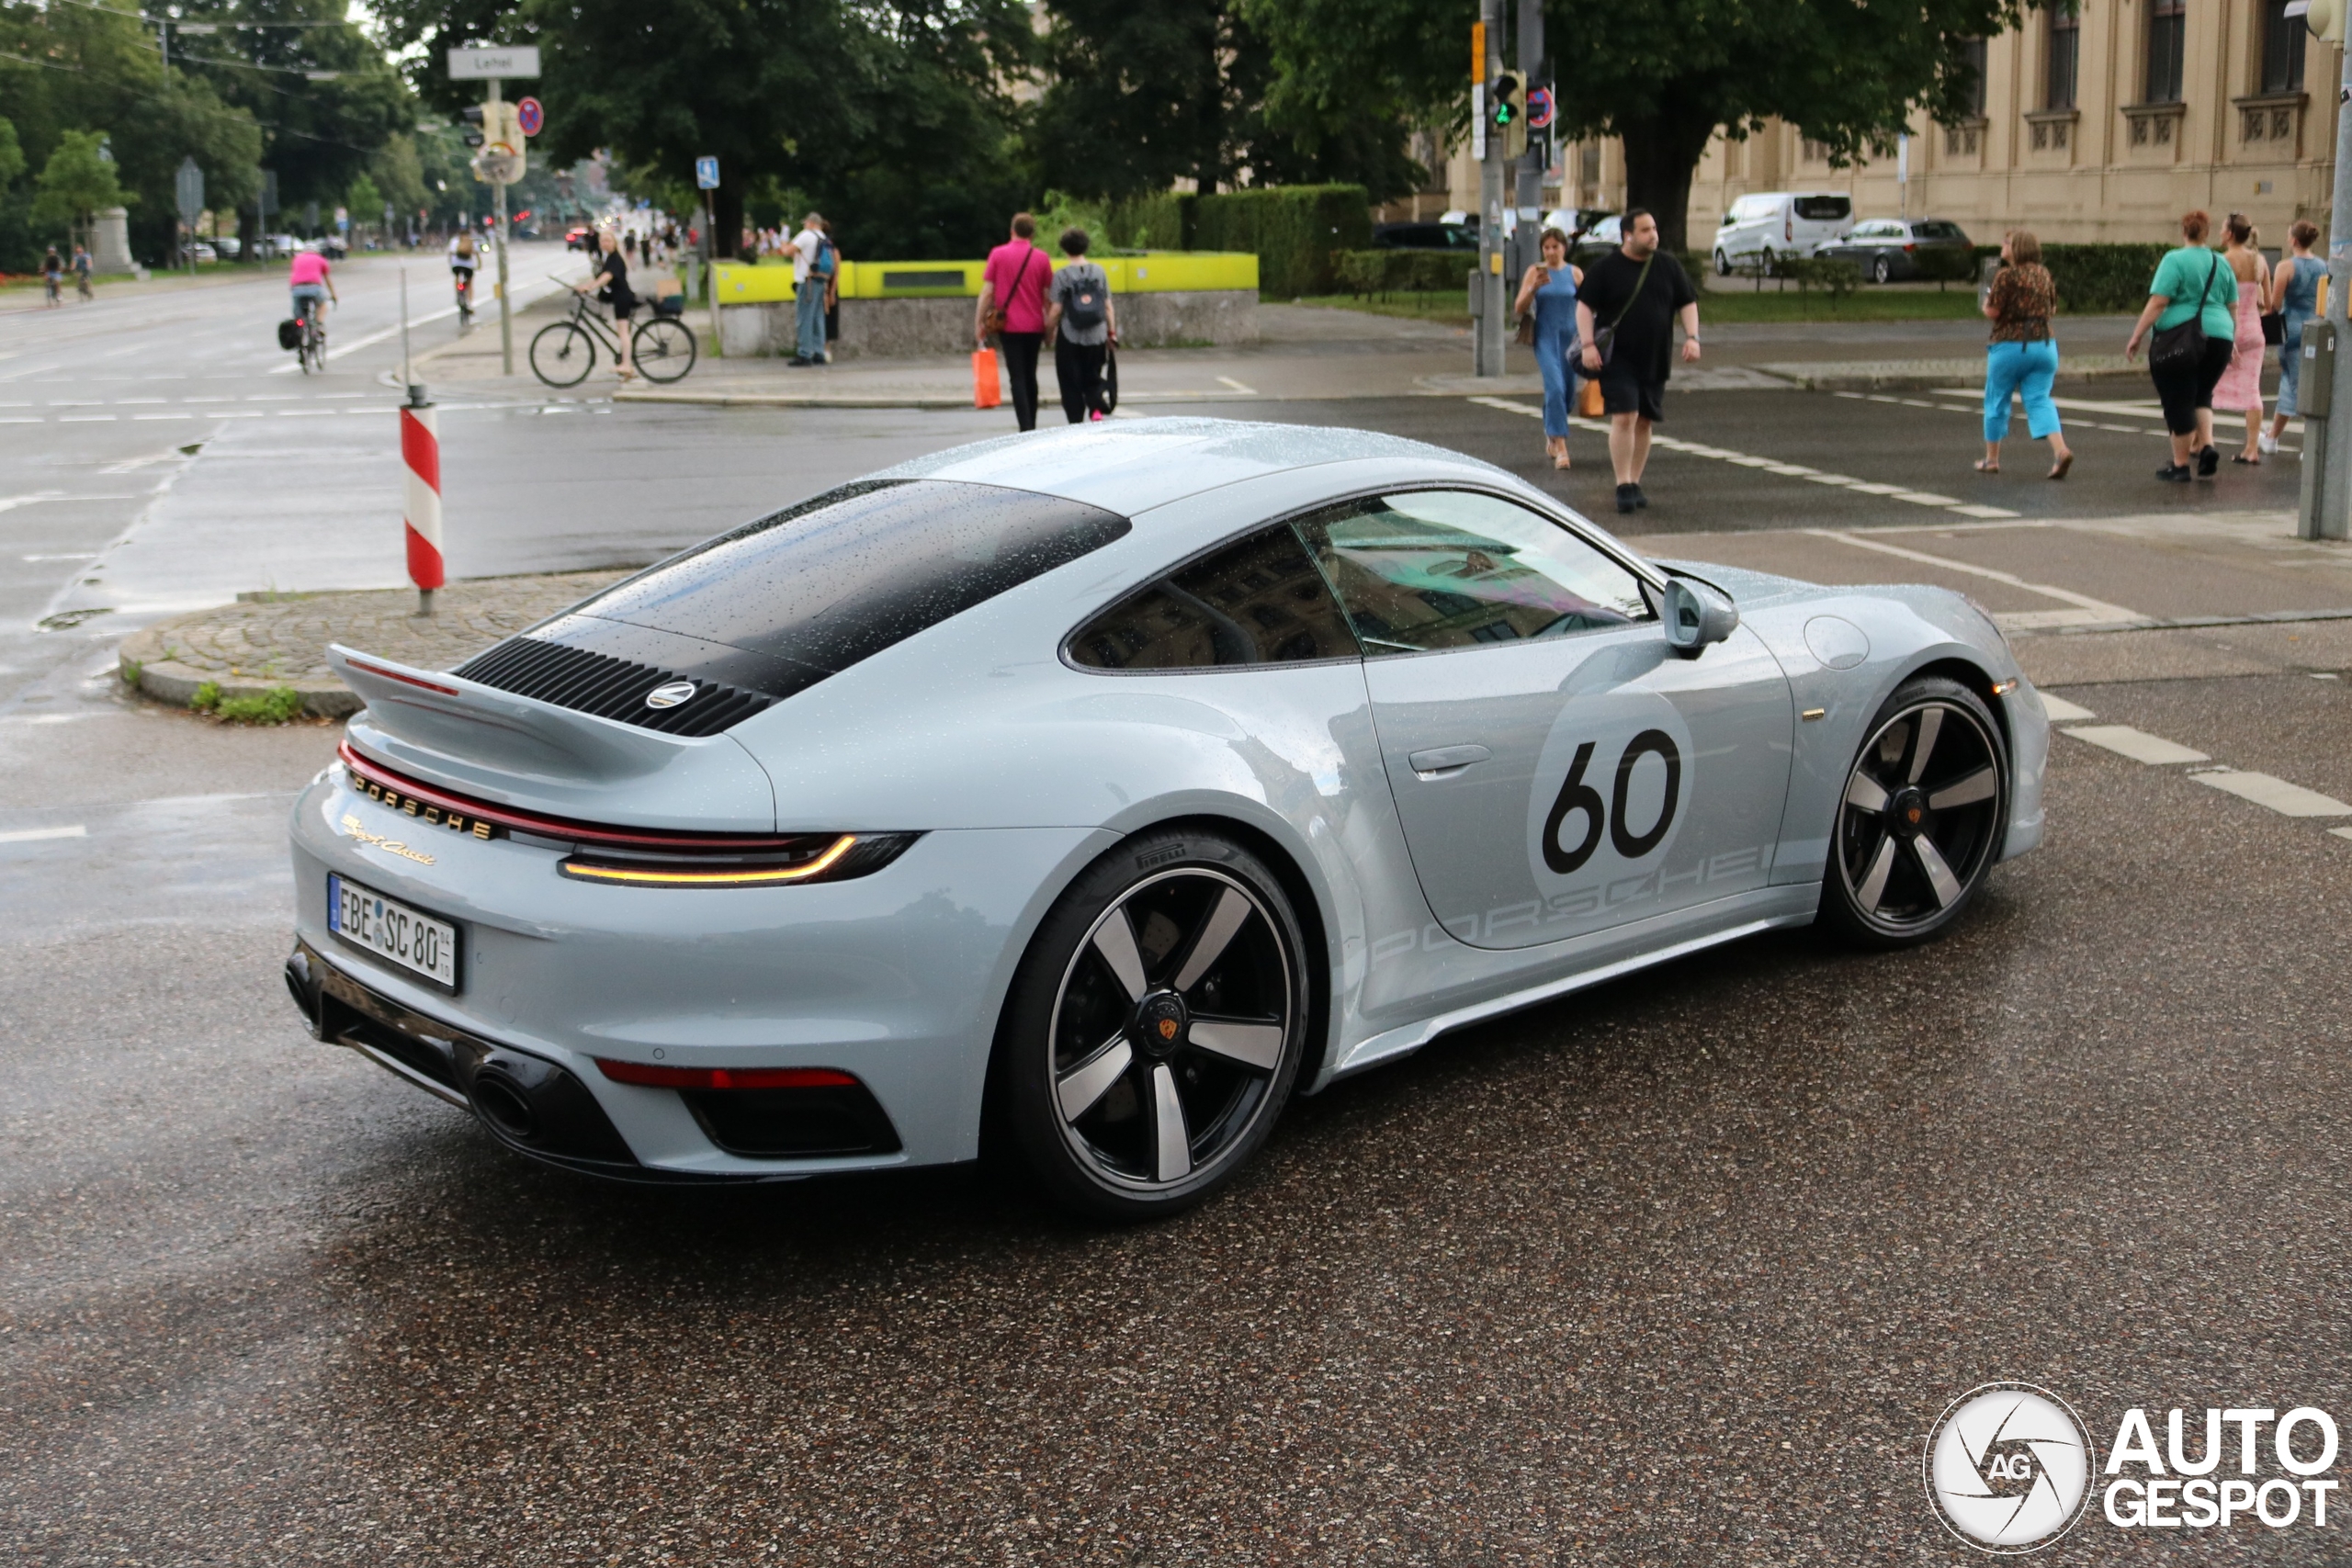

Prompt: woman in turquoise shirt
xmin=2123 ymin=209 xmax=2239 ymax=482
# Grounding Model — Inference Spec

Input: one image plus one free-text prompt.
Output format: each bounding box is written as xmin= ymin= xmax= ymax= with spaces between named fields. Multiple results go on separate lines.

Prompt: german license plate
xmin=329 ymin=874 xmax=458 ymax=989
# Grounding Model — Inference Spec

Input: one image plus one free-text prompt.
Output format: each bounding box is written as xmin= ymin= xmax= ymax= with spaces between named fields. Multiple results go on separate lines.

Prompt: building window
xmin=2145 ymin=0 xmax=2187 ymax=103
xmin=2046 ymin=9 xmax=2080 ymax=110
xmin=2264 ymin=0 xmax=2308 ymax=93
xmin=1960 ymin=38 xmax=1988 ymax=118
xmin=1802 ymin=137 xmax=1833 ymax=163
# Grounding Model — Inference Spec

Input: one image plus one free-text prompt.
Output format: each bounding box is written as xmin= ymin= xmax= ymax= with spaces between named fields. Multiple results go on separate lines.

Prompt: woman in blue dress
xmin=1515 ymin=226 xmax=1585 ymax=469
xmin=2265 ymin=219 xmax=2326 ymax=456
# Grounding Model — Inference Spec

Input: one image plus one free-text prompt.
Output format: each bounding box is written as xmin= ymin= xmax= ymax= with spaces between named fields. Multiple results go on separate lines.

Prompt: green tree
xmin=1032 ymin=0 xmax=1417 ymax=204
xmin=29 ymin=130 xmax=129 ymax=248
xmin=1243 ymin=0 xmax=2018 ymax=252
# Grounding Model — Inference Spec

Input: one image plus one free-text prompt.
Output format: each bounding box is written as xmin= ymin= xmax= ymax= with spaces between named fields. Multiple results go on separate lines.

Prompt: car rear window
xmin=571 ymin=479 xmax=1131 ymax=688
xmin=1794 ymin=196 xmax=1852 ymax=221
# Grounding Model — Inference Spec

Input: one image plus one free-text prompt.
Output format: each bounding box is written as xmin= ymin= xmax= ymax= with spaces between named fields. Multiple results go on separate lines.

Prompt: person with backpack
xmin=41 ymin=247 xmax=63 ymax=308
xmin=788 ymin=212 xmax=835 ymax=367
xmin=976 ymin=212 xmax=1051 ymax=429
xmin=1046 ymin=227 xmax=1117 ymax=423
xmin=2124 ymin=209 xmax=2237 ymax=482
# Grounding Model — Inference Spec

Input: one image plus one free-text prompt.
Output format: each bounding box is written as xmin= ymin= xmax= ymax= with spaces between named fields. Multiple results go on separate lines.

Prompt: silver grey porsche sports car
xmin=285 ymin=419 xmax=2046 ymax=1218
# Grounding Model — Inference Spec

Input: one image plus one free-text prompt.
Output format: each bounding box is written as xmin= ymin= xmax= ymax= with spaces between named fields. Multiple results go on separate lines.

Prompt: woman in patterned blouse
xmin=1978 ymin=230 xmax=2074 ymax=480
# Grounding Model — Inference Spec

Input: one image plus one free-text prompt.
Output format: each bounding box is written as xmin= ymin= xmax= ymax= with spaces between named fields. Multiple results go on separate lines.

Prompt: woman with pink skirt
xmin=2211 ymin=213 xmax=2271 ymax=464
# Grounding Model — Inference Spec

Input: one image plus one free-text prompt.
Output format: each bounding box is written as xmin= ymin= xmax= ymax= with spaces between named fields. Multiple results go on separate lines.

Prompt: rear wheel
xmin=1871 ymin=254 xmax=1894 ymax=285
xmin=630 ymin=316 xmax=698 ymax=383
xmin=529 ymin=321 xmax=596 ymax=388
xmin=1822 ymin=676 xmax=2007 ymax=948
xmin=1000 ymin=829 xmax=1307 ymax=1220
xmin=1760 ymin=246 xmax=1778 ymax=276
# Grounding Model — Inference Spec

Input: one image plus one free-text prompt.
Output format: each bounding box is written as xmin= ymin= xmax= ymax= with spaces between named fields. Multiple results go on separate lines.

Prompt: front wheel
xmin=629 ymin=316 xmax=697 ymax=383
xmin=1713 ymin=248 xmax=1731 ymax=277
xmin=529 ymin=321 xmax=596 ymax=388
xmin=1822 ymin=676 xmax=2008 ymax=948
xmin=998 ymin=829 xmax=1308 ymax=1220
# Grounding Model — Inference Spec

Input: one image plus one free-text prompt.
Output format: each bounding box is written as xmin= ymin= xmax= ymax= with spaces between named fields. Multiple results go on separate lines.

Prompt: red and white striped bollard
xmin=401 ymin=390 xmax=443 ymax=615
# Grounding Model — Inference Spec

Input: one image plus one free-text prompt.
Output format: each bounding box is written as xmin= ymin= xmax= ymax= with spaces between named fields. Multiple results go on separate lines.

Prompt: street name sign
xmin=447 ymin=46 xmax=540 ymax=79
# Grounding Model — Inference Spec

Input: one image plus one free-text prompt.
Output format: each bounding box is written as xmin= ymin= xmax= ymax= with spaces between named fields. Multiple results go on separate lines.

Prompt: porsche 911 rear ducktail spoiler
xmin=327 ymin=645 xmax=778 ymax=832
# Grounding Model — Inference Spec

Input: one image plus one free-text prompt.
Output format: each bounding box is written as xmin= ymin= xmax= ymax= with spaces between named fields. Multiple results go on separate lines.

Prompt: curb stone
xmin=115 ymin=570 xmax=631 ymax=721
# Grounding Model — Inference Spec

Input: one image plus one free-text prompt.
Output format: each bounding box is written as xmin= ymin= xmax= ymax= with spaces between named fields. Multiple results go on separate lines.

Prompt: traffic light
xmin=1490 ymin=70 xmax=1528 ymax=159
xmin=459 ymin=105 xmax=486 ymax=149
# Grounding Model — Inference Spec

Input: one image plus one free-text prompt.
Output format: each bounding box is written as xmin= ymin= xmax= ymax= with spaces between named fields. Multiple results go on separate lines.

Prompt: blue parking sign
xmin=695 ymin=156 xmax=719 ymax=191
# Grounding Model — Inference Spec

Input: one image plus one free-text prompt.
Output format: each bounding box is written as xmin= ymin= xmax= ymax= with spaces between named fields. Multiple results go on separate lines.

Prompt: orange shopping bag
xmin=972 ymin=347 xmax=1001 ymax=409
xmin=1577 ymin=376 xmax=1605 ymax=418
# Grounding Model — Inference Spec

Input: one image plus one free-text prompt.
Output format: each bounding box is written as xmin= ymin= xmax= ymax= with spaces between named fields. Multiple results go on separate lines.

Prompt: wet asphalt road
xmin=10 ymin=299 xmax=2352 ymax=1562
xmin=6 ymin=671 xmax=2352 ymax=1564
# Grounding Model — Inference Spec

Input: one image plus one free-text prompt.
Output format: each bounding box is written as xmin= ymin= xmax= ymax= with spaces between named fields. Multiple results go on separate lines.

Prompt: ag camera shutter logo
xmin=1924 ymin=1383 xmax=2095 ymax=1553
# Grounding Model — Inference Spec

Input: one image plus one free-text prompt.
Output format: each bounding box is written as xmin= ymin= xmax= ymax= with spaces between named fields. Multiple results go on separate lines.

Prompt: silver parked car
xmin=286 ymin=420 xmax=2048 ymax=1218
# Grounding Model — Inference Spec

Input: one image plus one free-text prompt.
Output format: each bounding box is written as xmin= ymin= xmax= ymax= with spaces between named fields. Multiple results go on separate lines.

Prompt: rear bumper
xmin=286 ymin=940 xmax=866 ymax=1184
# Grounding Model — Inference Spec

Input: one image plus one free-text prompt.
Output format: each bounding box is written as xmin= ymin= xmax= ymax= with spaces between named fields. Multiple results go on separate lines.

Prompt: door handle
xmin=1408 ymin=744 xmax=1492 ymax=777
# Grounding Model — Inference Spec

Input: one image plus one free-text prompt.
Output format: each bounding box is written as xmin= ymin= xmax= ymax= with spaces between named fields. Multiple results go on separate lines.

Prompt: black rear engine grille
xmin=454 ymin=637 xmax=775 ymax=738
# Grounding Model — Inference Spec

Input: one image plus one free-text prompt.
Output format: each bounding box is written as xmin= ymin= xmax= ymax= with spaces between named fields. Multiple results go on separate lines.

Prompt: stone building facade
xmin=1389 ymin=2 xmax=2342 ymax=249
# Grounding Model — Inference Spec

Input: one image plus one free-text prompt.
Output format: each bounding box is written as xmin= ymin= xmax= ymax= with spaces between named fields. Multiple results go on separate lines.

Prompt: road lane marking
xmin=1803 ymin=528 xmax=2142 ymax=627
xmin=2061 ymin=725 xmax=2210 ymax=764
xmin=0 ymin=825 xmax=86 ymax=844
xmin=1216 ymin=376 xmax=1257 ymax=394
xmin=2038 ymin=694 xmax=2097 ymax=722
xmin=2188 ymin=769 xmax=2352 ymax=817
xmin=1468 ymin=397 xmax=2022 ymax=520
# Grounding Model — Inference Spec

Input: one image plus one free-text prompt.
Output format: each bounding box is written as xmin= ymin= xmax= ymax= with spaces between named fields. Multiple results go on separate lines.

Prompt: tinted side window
xmin=1294 ymin=490 xmax=1652 ymax=656
xmin=1069 ymin=525 xmax=1360 ymax=671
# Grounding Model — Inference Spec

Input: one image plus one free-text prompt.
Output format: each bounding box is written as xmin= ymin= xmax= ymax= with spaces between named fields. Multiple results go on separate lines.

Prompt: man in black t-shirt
xmin=1576 ymin=209 xmax=1702 ymax=513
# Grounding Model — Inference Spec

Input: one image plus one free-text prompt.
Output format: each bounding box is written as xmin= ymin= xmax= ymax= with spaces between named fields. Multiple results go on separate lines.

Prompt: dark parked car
xmin=1815 ymin=218 xmax=1973 ymax=283
xmin=1373 ymin=220 xmax=1479 ymax=252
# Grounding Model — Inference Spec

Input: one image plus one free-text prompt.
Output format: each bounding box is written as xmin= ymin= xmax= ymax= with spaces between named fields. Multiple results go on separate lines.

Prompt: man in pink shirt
xmin=975 ymin=212 xmax=1052 ymax=431
xmin=288 ymin=243 xmax=336 ymax=330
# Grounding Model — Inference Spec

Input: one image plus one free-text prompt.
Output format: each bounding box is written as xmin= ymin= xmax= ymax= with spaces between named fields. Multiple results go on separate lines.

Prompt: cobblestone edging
xmin=117 ymin=570 xmax=631 ymax=717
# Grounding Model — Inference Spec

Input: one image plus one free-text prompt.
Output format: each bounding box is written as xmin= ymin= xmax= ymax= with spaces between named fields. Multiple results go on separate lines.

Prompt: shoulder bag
xmin=980 ymin=247 xmax=1042 ymax=338
xmin=1590 ymin=251 xmax=1656 ymax=367
xmin=2149 ymin=252 xmax=2220 ymax=373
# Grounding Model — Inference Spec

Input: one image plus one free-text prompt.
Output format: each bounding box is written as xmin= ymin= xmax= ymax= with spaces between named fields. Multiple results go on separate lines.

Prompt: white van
xmin=1712 ymin=192 xmax=1855 ymax=274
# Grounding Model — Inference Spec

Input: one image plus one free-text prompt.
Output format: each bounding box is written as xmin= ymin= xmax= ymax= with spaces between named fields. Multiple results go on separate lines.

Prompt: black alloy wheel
xmin=1000 ymin=829 xmax=1307 ymax=1219
xmin=1823 ymin=676 xmax=2008 ymax=948
xmin=630 ymin=317 xmax=698 ymax=383
xmin=529 ymin=321 xmax=596 ymax=388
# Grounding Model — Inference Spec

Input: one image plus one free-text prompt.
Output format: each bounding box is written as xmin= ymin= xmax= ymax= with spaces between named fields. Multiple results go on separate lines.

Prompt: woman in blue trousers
xmin=1515 ymin=226 xmax=1584 ymax=469
xmin=1978 ymin=230 xmax=2074 ymax=479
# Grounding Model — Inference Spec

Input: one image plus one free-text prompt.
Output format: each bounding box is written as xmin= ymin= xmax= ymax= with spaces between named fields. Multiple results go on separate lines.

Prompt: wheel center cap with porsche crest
xmin=1890 ymin=786 xmax=1929 ymax=838
xmin=1134 ymin=991 xmax=1189 ymax=1059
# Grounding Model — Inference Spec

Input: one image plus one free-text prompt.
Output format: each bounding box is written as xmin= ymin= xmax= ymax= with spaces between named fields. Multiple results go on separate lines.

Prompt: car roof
xmin=873 ymin=417 xmax=1507 ymax=515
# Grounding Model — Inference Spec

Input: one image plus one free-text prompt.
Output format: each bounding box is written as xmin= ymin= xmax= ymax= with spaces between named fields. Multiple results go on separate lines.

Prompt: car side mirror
xmin=1662 ymin=578 xmax=1739 ymax=657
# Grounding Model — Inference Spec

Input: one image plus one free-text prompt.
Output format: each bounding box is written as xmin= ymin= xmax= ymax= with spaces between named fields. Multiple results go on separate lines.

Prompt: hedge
xmin=1337 ymin=249 xmax=1471 ymax=297
xmin=1111 ymin=185 xmax=1373 ymax=297
xmin=1968 ymin=243 xmax=2173 ymax=313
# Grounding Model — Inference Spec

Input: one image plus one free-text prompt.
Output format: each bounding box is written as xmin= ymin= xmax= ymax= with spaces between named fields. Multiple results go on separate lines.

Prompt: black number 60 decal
xmin=1543 ymin=729 xmax=1682 ymax=874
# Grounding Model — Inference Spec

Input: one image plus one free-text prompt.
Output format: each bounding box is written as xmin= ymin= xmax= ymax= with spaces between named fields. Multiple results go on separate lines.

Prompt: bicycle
xmin=528 ymin=293 xmax=697 ymax=387
xmin=292 ymin=298 xmax=328 ymax=374
xmin=453 ymin=266 xmax=474 ymax=322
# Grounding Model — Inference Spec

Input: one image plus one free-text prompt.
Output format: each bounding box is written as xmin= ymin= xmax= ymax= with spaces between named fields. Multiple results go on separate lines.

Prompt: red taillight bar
xmin=594 ymin=1060 xmax=861 ymax=1090
xmin=338 ymin=740 xmax=807 ymax=852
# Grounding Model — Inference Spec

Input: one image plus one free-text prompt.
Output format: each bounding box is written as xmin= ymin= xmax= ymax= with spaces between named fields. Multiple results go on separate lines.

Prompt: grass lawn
xmin=1294 ymin=285 xmax=1994 ymax=327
